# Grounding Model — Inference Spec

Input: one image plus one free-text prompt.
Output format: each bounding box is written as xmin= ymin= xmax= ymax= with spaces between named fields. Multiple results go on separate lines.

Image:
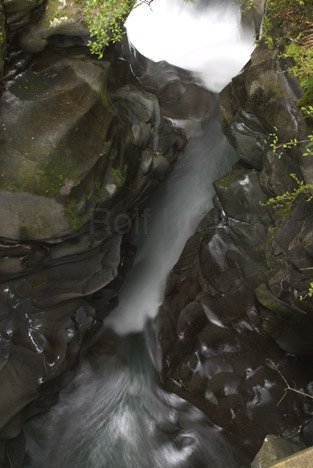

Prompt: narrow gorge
xmin=0 ymin=0 xmax=312 ymax=467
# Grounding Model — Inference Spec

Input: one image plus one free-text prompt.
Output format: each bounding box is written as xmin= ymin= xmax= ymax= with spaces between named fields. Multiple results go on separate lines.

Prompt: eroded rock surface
xmin=3 ymin=0 xmax=43 ymax=30
xmin=156 ymin=45 xmax=313 ymax=456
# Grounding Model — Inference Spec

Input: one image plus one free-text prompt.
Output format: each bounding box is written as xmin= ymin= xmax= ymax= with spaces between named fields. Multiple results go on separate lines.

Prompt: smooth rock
xmin=3 ymin=0 xmax=43 ymax=30
xmin=251 ymin=435 xmax=301 ymax=468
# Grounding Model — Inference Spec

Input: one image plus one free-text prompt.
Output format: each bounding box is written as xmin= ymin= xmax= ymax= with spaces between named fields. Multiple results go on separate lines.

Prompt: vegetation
xmin=261 ymin=0 xmax=313 ymax=105
xmin=75 ymin=0 xmax=193 ymax=58
xmin=258 ymin=1 xmax=313 ymax=299
xmin=75 ymin=0 xmax=137 ymax=58
xmin=269 ymin=126 xmax=313 ymax=159
xmin=262 ymin=173 xmax=313 ymax=208
xmin=236 ymin=0 xmax=256 ymax=16
xmin=112 ymin=165 xmax=128 ymax=188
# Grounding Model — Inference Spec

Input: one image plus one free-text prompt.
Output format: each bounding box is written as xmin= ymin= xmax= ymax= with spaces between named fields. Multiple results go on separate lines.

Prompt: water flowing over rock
xmin=1 ymin=0 xmax=312 ymax=466
xmin=156 ymin=45 xmax=313 ymax=455
xmin=0 ymin=13 xmax=215 ymax=444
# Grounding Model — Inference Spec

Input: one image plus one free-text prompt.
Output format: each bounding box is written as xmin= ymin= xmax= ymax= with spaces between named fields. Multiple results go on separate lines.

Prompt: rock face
xmin=21 ymin=0 xmax=88 ymax=52
xmin=3 ymin=0 xmax=43 ymax=30
xmin=156 ymin=45 xmax=313 ymax=457
xmin=0 ymin=46 xmax=189 ymax=240
xmin=0 ymin=1 xmax=5 ymax=76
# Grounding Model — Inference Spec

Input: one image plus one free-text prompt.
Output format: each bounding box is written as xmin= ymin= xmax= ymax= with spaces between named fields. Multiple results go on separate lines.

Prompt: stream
xmin=24 ymin=0 xmax=255 ymax=466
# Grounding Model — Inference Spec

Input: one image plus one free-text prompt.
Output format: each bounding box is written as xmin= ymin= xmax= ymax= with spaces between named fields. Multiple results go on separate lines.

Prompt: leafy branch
xmin=262 ymin=173 xmax=313 ymax=208
xmin=268 ymin=126 xmax=313 ymax=159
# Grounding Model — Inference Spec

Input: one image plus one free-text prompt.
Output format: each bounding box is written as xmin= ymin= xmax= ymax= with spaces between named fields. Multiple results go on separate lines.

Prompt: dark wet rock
xmin=3 ymin=0 xmax=43 ymax=31
xmin=156 ymin=44 xmax=313 ymax=457
xmin=120 ymin=39 xmax=213 ymax=123
xmin=0 ymin=231 xmax=122 ymax=435
xmin=0 ymin=46 xmax=189 ymax=240
xmin=20 ymin=0 xmax=87 ymax=52
xmin=220 ymin=46 xmax=304 ymax=171
xmin=0 ymin=1 xmax=5 ymax=77
xmin=211 ymin=45 xmax=313 ymax=355
xmin=157 ymin=206 xmax=312 ymax=455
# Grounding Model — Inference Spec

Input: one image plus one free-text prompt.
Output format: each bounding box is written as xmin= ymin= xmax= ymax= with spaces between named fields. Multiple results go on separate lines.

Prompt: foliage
xmin=307 ymin=283 xmax=313 ymax=298
xmin=300 ymin=281 xmax=313 ymax=300
xmin=268 ymin=127 xmax=313 ymax=159
xmin=261 ymin=0 xmax=313 ymax=105
xmin=75 ymin=0 xmax=136 ymax=58
xmin=262 ymin=173 xmax=313 ymax=209
xmin=112 ymin=165 xmax=128 ymax=188
xmin=281 ymin=43 xmax=313 ymax=106
xmin=76 ymin=0 xmax=193 ymax=58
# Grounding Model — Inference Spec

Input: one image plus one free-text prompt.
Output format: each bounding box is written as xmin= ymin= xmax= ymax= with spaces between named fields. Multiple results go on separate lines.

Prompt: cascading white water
xmin=25 ymin=335 xmax=247 ymax=468
xmin=126 ymin=0 xmax=255 ymax=92
xmin=25 ymin=2 xmax=255 ymax=466
xmin=105 ymin=111 xmax=237 ymax=335
xmin=105 ymin=0 xmax=254 ymax=335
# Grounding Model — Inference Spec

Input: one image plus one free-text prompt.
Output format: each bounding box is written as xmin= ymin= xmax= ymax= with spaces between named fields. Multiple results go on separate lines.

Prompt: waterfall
xmin=105 ymin=0 xmax=255 ymax=334
xmin=105 ymin=108 xmax=237 ymax=335
xmin=126 ymin=0 xmax=255 ymax=92
xmin=24 ymin=1 xmax=255 ymax=466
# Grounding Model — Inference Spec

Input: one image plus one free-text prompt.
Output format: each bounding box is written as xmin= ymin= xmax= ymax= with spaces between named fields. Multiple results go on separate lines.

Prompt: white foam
xmin=126 ymin=0 xmax=254 ymax=92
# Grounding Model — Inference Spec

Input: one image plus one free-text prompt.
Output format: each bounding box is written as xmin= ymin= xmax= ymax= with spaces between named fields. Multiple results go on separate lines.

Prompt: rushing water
xmin=126 ymin=0 xmax=254 ymax=92
xmin=105 ymin=108 xmax=237 ymax=335
xmin=25 ymin=333 xmax=248 ymax=468
xmin=25 ymin=1 xmax=255 ymax=466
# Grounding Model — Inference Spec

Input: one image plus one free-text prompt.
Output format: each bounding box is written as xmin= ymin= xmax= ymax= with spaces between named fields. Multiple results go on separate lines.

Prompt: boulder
xmin=3 ymin=0 xmax=43 ymax=30
xmin=0 ymin=46 xmax=187 ymax=241
xmin=0 ymin=48 xmax=114 ymax=239
xmin=21 ymin=0 xmax=88 ymax=52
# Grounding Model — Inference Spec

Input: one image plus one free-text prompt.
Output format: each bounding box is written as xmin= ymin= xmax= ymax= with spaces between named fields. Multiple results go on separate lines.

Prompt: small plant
xmin=262 ymin=173 xmax=313 ymax=209
xmin=280 ymin=43 xmax=313 ymax=106
xmin=75 ymin=0 xmax=136 ymax=58
xmin=267 ymin=126 xmax=313 ymax=159
xmin=112 ymin=165 xmax=128 ymax=188
xmin=268 ymin=128 xmax=298 ymax=159
xmin=306 ymin=282 xmax=313 ymax=298
xmin=300 ymin=281 xmax=313 ymax=301
xmin=76 ymin=0 xmax=192 ymax=58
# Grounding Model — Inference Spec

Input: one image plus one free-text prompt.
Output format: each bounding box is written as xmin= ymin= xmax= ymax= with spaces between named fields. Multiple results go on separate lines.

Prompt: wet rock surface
xmin=0 ymin=45 xmax=189 ymax=240
xmin=156 ymin=45 xmax=313 ymax=457
xmin=3 ymin=0 xmax=43 ymax=31
xmin=0 ymin=1 xmax=5 ymax=76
